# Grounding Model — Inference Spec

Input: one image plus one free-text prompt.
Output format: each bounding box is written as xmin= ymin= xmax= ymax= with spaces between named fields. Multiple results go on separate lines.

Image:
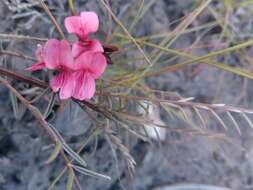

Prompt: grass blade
xmin=49 ymin=124 xmax=87 ymax=167
xmin=226 ymin=111 xmax=241 ymax=135
xmin=66 ymin=168 xmax=74 ymax=190
xmin=43 ymin=93 xmax=56 ymax=119
xmin=44 ymin=142 xmax=61 ymax=165
xmin=71 ymin=164 xmax=111 ymax=180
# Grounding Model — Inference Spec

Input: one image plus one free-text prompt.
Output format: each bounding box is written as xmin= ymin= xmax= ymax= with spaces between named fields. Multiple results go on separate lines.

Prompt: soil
xmin=1 ymin=0 xmax=253 ymax=190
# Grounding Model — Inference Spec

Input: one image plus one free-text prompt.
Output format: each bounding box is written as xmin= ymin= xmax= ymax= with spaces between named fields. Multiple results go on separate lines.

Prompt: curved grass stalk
xmin=114 ymin=35 xmax=253 ymax=79
xmin=134 ymin=21 xmax=218 ymax=41
xmin=48 ymin=126 xmax=103 ymax=189
xmin=151 ymin=0 xmax=212 ymax=64
xmin=36 ymin=0 xmax=65 ymax=39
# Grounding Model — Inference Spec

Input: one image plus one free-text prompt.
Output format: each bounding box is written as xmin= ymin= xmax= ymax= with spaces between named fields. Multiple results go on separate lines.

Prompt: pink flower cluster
xmin=27 ymin=12 xmax=107 ymax=100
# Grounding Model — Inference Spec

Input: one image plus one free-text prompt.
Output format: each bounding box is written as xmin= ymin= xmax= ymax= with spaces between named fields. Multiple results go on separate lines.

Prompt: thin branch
xmin=48 ymin=126 xmax=103 ymax=189
xmin=101 ymin=0 xmax=154 ymax=92
xmin=0 ymin=77 xmax=53 ymax=138
xmin=0 ymin=67 xmax=48 ymax=88
xmin=37 ymin=0 xmax=65 ymax=39
xmin=0 ymin=33 xmax=47 ymax=42
xmin=0 ymin=50 xmax=36 ymax=61
xmin=0 ymin=77 xmax=81 ymax=190
xmin=97 ymin=92 xmax=253 ymax=114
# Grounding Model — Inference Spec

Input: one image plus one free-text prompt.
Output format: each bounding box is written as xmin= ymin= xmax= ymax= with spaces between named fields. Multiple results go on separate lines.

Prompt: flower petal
xmin=88 ymin=39 xmax=104 ymax=53
xmin=59 ymin=40 xmax=74 ymax=68
xmin=72 ymin=39 xmax=104 ymax=58
xmin=80 ymin=12 xmax=99 ymax=36
xmin=89 ymin=53 xmax=107 ymax=79
xmin=73 ymin=72 xmax=95 ymax=100
xmin=50 ymin=73 xmax=63 ymax=93
xmin=44 ymin=39 xmax=61 ymax=69
xmin=64 ymin=16 xmax=83 ymax=36
xmin=50 ymin=71 xmax=75 ymax=100
xmin=74 ymin=51 xmax=107 ymax=79
xmin=26 ymin=62 xmax=45 ymax=71
xmin=72 ymin=42 xmax=85 ymax=58
xmin=59 ymin=76 xmax=75 ymax=100
xmin=43 ymin=39 xmax=73 ymax=70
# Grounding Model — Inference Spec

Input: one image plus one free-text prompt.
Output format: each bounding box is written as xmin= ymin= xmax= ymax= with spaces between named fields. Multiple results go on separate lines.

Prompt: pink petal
xmin=59 ymin=40 xmax=74 ymax=68
xmin=80 ymin=12 xmax=99 ymax=36
xmin=64 ymin=16 xmax=83 ymax=37
xmin=44 ymin=39 xmax=73 ymax=70
xmin=72 ymin=39 xmax=104 ymax=58
xmin=74 ymin=51 xmax=107 ymax=79
xmin=50 ymin=73 xmax=62 ymax=93
xmin=44 ymin=39 xmax=61 ymax=69
xmin=65 ymin=12 xmax=99 ymax=39
xmin=72 ymin=42 xmax=85 ymax=58
xmin=89 ymin=53 xmax=107 ymax=79
xmin=50 ymin=71 xmax=75 ymax=100
xmin=73 ymin=72 xmax=95 ymax=100
xmin=59 ymin=75 xmax=75 ymax=100
xmin=26 ymin=62 xmax=45 ymax=71
xmin=88 ymin=39 xmax=104 ymax=53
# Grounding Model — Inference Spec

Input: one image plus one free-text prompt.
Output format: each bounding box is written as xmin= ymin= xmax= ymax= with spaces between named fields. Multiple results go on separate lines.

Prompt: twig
xmin=0 ymin=33 xmax=47 ymax=42
xmin=104 ymin=0 xmax=113 ymax=43
xmin=0 ymin=77 xmax=81 ymax=190
xmin=48 ymin=126 xmax=103 ymax=189
xmin=100 ymin=0 xmax=152 ymax=66
xmin=0 ymin=77 xmax=53 ymax=138
xmin=101 ymin=0 xmax=154 ymax=92
xmin=0 ymin=67 xmax=48 ymax=88
xmin=0 ymin=50 xmax=36 ymax=61
xmin=37 ymin=0 xmax=65 ymax=39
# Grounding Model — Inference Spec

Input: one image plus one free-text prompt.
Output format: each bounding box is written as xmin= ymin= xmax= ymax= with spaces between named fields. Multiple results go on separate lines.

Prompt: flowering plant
xmin=27 ymin=11 xmax=107 ymax=100
xmin=2 ymin=1 xmax=253 ymax=189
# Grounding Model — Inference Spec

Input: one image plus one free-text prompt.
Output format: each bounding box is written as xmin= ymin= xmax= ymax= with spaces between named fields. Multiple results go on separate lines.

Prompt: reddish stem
xmin=0 ymin=67 xmax=48 ymax=88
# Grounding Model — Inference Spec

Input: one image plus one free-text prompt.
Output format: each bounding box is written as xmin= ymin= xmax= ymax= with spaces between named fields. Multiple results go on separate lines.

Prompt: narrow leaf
xmin=193 ymin=107 xmax=207 ymax=128
xmin=9 ymin=91 xmax=19 ymax=119
xmin=226 ymin=112 xmax=241 ymax=135
xmin=210 ymin=109 xmax=228 ymax=130
xmin=48 ymin=124 xmax=87 ymax=167
xmin=241 ymin=113 xmax=253 ymax=129
xmin=66 ymin=168 xmax=74 ymax=190
xmin=71 ymin=164 xmax=111 ymax=180
xmin=44 ymin=142 xmax=61 ymax=165
xmin=43 ymin=93 xmax=56 ymax=119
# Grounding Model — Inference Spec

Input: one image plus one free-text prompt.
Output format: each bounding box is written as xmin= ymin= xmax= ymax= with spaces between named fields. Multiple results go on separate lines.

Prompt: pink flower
xmin=71 ymin=51 xmax=107 ymax=100
xmin=27 ymin=39 xmax=107 ymax=100
xmin=26 ymin=39 xmax=73 ymax=71
xmin=64 ymin=11 xmax=104 ymax=58
xmin=50 ymin=50 xmax=106 ymax=100
xmin=27 ymin=39 xmax=76 ymax=99
xmin=25 ymin=45 xmax=46 ymax=71
xmin=27 ymin=11 xmax=107 ymax=100
xmin=65 ymin=11 xmax=99 ymax=40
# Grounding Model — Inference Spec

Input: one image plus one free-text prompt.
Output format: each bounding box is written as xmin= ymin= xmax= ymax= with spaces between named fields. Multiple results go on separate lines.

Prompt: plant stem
xmin=37 ymin=0 xmax=65 ymax=39
xmin=0 ymin=50 xmax=36 ymax=61
xmin=67 ymin=0 xmax=77 ymax=15
xmin=0 ymin=33 xmax=47 ymax=42
xmin=0 ymin=67 xmax=47 ymax=88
